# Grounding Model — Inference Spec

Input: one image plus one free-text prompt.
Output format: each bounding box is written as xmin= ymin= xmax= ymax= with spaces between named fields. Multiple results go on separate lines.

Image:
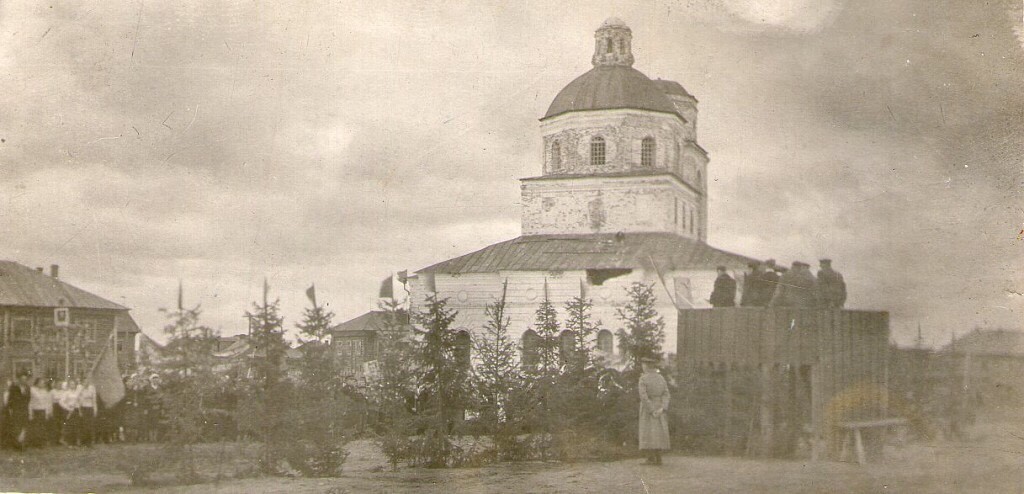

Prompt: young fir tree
xmin=615 ymin=282 xmax=666 ymax=370
xmin=472 ymin=281 xmax=520 ymax=431
xmin=522 ymin=285 xmax=562 ymax=456
xmin=240 ymin=283 xmax=292 ymax=474
xmin=562 ymin=294 xmax=601 ymax=376
xmin=412 ymin=294 xmax=470 ymax=467
xmin=370 ymin=297 xmax=414 ymax=427
xmin=154 ymin=304 xmax=220 ymax=481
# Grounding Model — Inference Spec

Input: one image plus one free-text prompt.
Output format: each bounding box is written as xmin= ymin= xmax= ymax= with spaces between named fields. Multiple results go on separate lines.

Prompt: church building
xmin=408 ymin=18 xmax=754 ymax=357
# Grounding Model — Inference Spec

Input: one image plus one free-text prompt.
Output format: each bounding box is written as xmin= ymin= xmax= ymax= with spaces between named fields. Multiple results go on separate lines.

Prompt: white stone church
xmin=406 ymin=18 xmax=755 ymax=359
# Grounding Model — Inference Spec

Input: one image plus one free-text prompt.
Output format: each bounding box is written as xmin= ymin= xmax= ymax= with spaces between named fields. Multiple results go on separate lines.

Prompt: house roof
xmin=0 ymin=261 xmax=126 ymax=310
xmin=417 ymin=233 xmax=756 ymax=275
xmin=329 ymin=310 xmax=410 ymax=334
xmin=947 ymin=329 xmax=1024 ymax=357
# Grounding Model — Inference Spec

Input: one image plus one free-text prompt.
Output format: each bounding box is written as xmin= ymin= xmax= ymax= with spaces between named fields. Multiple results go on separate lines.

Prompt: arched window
xmin=590 ymin=137 xmax=606 ymax=167
xmin=641 ymin=137 xmax=655 ymax=167
xmin=454 ymin=330 xmax=471 ymax=369
xmin=689 ymin=209 xmax=695 ymax=234
xmin=696 ymin=170 xmax=702 ymax=188
xmin=606 ymin=38 xmax=614 ymax=53
xmin=597 ymin=329 xmax=614 ymax=354
xmin=550 ymin=140 xmax=561 ymax=171
xmin=559 ymin=330 xmax=577 ymax=365
xmin=522 ymin=330 xmax=540 ymax=368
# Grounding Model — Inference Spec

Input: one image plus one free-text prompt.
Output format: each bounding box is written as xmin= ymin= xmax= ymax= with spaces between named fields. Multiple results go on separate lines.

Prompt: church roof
xmin=543 ymin=66 xmax=682 ymax=120
xmin=418 ymin=233 xmax=756 ymax=274
xmin=0 ymin=261 xmax=127 ymax=310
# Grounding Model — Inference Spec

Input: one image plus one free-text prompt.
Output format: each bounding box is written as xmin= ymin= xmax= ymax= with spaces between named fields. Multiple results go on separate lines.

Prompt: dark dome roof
xmin=544 ymin=65 xmax=680 ymax=119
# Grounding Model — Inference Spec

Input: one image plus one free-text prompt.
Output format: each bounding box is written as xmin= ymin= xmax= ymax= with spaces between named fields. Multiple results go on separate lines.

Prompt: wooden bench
xmin=839 ymin=418 xmax=908 ymax=465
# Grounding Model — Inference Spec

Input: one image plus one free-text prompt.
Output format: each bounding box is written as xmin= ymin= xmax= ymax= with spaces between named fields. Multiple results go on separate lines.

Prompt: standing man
xmin=759 ymin=260 xmax=781 ymax=307
xmin=710 ymin=266 xmax=737 ymax=308
xmin=816 ymin=259 xmax=847 ymax=308
xmin=769 ymin=261 xmax=818 ymax=308
xmin=78 ymin=378 xmax=97 ymax=447
xmin=5 ymin=373 xmax=31 ymax=450
xmin=740 ymin=261 xmax=764 ymax=307
xmin=638 ymin=356 xmax=670 ymax=465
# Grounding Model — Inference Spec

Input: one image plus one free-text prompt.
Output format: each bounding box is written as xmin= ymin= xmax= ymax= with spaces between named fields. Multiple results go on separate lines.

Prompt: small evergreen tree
xmin=291 ymin=297 xmax=351 ymax=477
xmin=371 ymin=297 xmax=417 ymax=469
xmin=521 ymin=286 xmax=562 ymax=457
xmin=563 ymin=295 xmax=601 ymax=375
xmin=615 ymin=282 xmax=666 ymax=370
xmin=411 ymin=294 xmax=471 ymax=467
xmin=152 ymin=304 xmax=221 ymax=482
xmin=238 ymin=285 xmax=292 ymax=474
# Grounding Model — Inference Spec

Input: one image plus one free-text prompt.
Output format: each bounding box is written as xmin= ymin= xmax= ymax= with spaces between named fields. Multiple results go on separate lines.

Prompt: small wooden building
xmin=676 ymin=308 xmax=889 ymax=458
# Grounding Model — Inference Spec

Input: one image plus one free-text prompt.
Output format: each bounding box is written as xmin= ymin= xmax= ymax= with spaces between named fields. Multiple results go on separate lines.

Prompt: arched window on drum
xmin=550 ymin=140 xmax=562 ymax=172
xmin=641 ymin=137 xmax=655 ymax=167
xmin=590 ymin=136 xmax=606 ymax=167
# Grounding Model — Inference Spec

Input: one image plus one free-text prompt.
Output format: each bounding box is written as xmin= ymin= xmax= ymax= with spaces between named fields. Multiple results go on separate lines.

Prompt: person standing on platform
xmin=815 ymin=259 xmax=847 ymax=308
xmin=769 ymin=261 xmax=818 ymax=308
xmin=740 ymin=261 xmax=764 ymax=307
xmin=709 ymin=266 xmax=737 ymax=308
xmin=638 ymin=356 xmax=671 ymax=465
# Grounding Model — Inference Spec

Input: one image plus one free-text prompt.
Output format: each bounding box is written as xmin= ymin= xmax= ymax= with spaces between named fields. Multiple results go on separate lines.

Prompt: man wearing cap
xmin=709 ymin=266 xmax=737 ymax=308
xmin=759 ymin=260 xmax=781 ymax=307
xmin=769 ymin=261 xmax=817 ymax=308
xmin=740 ymin=261 xmax=764 ymax=307
xmin=815 ymin=259 xmax=847 ymax=308
xmin=638 ymin=356 xmax=670 ymax=465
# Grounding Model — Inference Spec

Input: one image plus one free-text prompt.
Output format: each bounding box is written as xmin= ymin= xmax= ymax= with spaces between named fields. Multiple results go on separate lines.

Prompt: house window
xmin=550 ymin=140 xmax=561 ymax=171
xmin=641 ymin=137 xmax=655 ymax=167
xmin=11 ymin=318 xmax=32 ymax=343
xmin=590 ymin=137 xmax=606 ymax=166
xmin=597 ymin=329 xmax=614 ymax=354
xmin=522 ymin=330 xmax=540 ymax=368
xmin=116 ymin=332 xmax=132 ymax=352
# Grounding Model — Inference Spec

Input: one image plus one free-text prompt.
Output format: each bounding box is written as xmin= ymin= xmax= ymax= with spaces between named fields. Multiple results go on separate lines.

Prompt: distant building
xmin=944 ymin=328 xmax=1024 ymax=410
xmin=0 ymin=261 xmax=140 ymax=381
xmin=328 ymin=310 xmax=410 ymax=379
xmin=408 ymin=19 xmax=754 ymax=358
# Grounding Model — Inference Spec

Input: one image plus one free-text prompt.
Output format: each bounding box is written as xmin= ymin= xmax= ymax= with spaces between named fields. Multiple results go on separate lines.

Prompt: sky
xmin=1 ymin=0 xmax=1021 ymax=347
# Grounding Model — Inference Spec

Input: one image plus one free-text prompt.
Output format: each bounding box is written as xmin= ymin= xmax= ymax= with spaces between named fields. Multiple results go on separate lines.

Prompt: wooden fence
xmin=675 ymin=308 xmax=890 ymax=458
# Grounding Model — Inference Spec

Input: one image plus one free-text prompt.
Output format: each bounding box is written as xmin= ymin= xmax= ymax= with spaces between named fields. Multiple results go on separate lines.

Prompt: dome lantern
xmin=592 ymin=18 xmax=634 ymax=67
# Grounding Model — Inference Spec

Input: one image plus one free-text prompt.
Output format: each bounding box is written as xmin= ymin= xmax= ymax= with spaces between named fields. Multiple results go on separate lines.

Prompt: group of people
xmin=710 ymin=258 xmax=847 ymax=309
xmin=1 ymin=372 xmax=99 ymax=451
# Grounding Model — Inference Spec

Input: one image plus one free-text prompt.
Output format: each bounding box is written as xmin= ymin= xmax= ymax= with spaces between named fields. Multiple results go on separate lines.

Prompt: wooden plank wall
xmin=677 ymin=308 xmax=890 ymax=453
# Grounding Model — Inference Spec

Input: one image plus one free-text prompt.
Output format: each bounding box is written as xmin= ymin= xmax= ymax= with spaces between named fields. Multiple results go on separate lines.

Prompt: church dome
xmin=543 ymin=65 xmax=679 ymax=119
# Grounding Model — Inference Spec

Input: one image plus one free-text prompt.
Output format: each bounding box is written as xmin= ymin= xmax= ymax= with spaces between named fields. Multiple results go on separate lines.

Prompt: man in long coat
xmin=638 ymin=356 xmax=670 ymax=465
xmin=815 ymin=259 xmax=847 ymax=308
xmin=740 ymin=262 xmax=764 ymax=307
xmin=4 ymin=373 xmax=31 ymax=450
xmin=709 ymin=266 xmax=737 ymax=308
xmin=769 ymin=261 xmax=817 ymax=308
xmin=759 ymin=260 xmax=781 ymax=307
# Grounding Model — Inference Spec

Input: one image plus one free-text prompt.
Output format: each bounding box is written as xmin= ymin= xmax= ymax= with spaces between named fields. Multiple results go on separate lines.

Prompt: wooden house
xmin=0 ymin=261 xmax=140 ymax=382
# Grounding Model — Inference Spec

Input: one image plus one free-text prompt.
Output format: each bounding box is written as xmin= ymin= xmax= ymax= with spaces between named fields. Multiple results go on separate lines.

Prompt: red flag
xmin=306 ymin=284 xmax=317 ymax=306
xmin=379 ymin=275 xmax=394 ymax=299
xmin=91 ymin=336 xmax=125 ymax=406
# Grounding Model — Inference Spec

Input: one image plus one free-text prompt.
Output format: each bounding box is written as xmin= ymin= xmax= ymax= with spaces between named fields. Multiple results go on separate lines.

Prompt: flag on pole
xmin=379 ymin=275 xmax=394 ymax=299
xmin=91 ymin=334 xmax=125 ymax=407
xmin=306 ymin=284 xmax=317 ymax=307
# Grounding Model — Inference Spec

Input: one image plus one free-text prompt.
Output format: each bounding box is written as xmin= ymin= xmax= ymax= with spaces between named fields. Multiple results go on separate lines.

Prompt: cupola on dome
xmin=543 ymin=18 xmax=684 ymax=120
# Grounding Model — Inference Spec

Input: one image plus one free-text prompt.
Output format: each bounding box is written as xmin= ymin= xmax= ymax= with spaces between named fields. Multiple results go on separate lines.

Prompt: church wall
xmin=521 ymin=175 xmax=701 ymax=236
xmin=408 ymin=265 xmax=744 ymax=362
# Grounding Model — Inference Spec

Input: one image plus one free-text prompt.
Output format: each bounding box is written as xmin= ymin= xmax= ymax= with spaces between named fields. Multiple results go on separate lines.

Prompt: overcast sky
xmin=2 ymin=0 xmax=1021 ymax=347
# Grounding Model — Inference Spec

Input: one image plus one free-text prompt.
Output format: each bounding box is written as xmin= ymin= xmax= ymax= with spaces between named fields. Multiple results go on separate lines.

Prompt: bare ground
xmin=2 ymin=421 xmax=1023 ymax=493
